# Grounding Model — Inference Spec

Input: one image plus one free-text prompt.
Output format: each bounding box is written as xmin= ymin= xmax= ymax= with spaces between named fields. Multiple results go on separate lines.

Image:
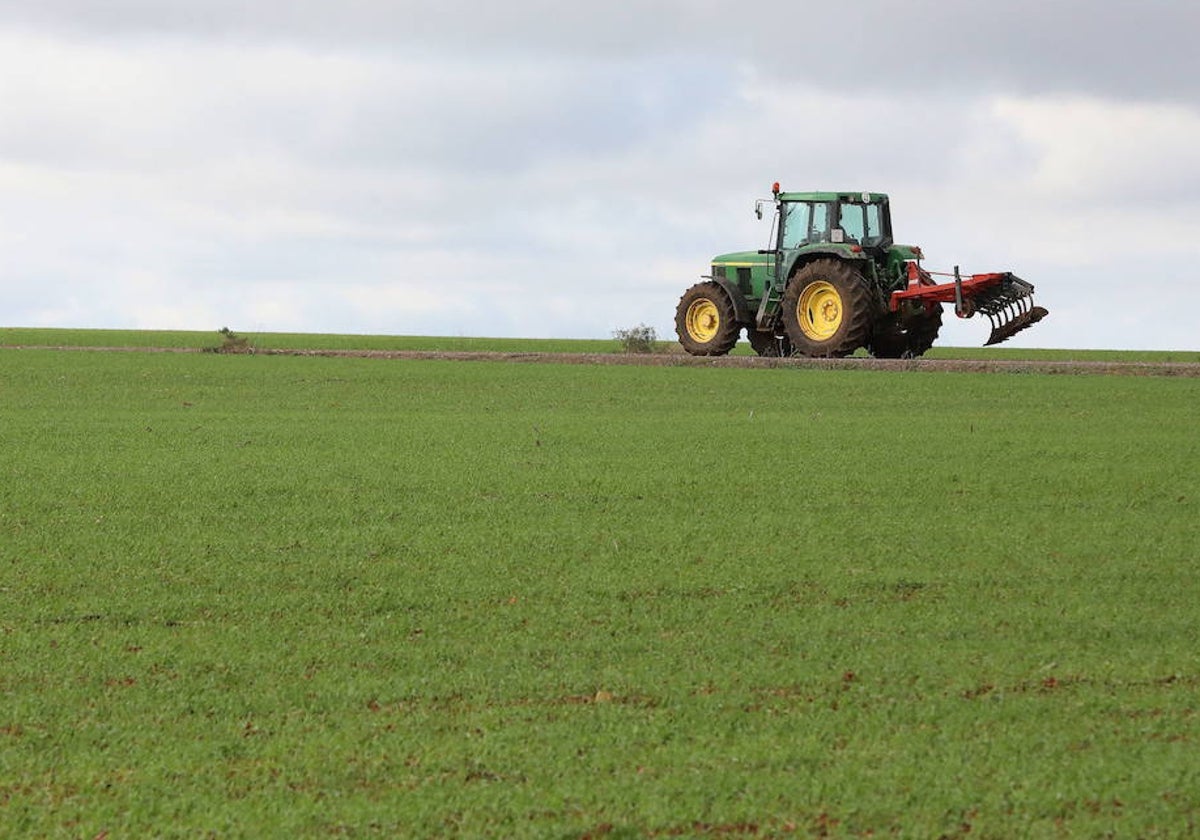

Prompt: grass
xmin=918 ymin=345 xmax=1200 ymax=363
xmin=1 ymin=346 xmax=1198 ymax=836
xmin=0 ymin=327 xmax=630 ymax=355
xmin=4 ymin=326 xmax=1199 ymax=362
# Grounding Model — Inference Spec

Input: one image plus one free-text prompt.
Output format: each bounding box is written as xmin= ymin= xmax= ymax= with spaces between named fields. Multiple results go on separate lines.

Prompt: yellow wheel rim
xmin=797 ymin=281 xmax=843 ymax=341
xmin=685 ymin=298 xmax=721 ymax=343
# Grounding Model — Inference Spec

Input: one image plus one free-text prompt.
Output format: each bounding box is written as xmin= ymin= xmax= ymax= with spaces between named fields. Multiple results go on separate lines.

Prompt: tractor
xmin=675 ymin=184 xmax=1046 ymax=358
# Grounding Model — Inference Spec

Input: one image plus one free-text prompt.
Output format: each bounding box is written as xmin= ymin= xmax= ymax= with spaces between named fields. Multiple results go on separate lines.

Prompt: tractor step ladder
xmin=755 ymin=249 xmax=785 ymax=329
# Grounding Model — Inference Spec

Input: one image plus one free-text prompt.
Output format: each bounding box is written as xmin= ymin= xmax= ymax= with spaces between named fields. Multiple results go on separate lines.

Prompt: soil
xmin=17 ymin=345 xmax=1200 ymax=376
xmin=264 ymin=348 xmax=1200 ymax=376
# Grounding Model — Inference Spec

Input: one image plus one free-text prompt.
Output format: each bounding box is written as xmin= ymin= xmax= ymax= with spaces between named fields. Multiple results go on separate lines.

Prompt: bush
xmin=205 ymin=327 xmax=255 ymax=354
xmin=613 ymin=324 xmax=658 ymax=354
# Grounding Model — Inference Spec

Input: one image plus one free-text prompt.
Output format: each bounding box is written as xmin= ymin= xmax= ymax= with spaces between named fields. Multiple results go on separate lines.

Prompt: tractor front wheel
xmin=675 ymin=282 xmax=740 ymax=356
xmin=781 ymin=259 xmax=872 ymax=357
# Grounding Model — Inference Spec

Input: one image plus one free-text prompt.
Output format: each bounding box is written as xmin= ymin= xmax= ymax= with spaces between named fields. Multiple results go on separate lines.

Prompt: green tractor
xmin=675 ymin=184 xmax=1047 ymax=358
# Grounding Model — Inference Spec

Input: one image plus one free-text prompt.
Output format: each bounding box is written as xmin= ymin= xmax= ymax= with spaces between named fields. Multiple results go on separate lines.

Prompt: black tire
xmin=675 ymin=282 xmax=740 ymax=356
xmin=868 ymin=304 xmax=943 ymax=359
xmin=781 ymin=259 xmax=873 ymax=358
xmin=746 ymin=329 xmax=792 ymax=357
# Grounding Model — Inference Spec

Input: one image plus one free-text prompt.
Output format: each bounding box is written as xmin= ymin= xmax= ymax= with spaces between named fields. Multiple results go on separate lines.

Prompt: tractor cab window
xmin=781 ymin=201 xmax=832 ymax=248
xmin=838 ymin=202 xmax=887 ymax=247
xmin=838 ymin=204 xmax=864 ymax=242
xmin=809 ymin=202 xmax=831 ymax=243
xmin=864 ymin=203 xmax=884 ymax=245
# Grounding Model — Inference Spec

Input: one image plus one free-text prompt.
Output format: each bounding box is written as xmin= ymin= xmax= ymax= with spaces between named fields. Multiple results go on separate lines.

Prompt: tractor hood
xmin=708 ymin=250 xmax=774 ymax=302
xmin=710 ymin=250 xmax=771 ymax=267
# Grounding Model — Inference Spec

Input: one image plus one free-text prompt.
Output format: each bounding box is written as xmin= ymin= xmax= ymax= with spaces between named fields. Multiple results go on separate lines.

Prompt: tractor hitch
xmin=891 ymin=263 xmax=1048 ymax=347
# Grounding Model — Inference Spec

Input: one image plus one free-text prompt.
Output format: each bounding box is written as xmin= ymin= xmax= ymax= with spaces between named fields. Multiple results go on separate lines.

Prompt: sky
xmin=2 ymin=1 xmax=1198 ymax=350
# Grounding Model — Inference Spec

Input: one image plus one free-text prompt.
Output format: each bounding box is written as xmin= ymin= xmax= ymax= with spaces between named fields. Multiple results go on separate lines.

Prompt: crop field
xmin=2 ymin=337 xmax=1199 ymax=837
xmin=5 ymin=326 xmax=1200 ymax=364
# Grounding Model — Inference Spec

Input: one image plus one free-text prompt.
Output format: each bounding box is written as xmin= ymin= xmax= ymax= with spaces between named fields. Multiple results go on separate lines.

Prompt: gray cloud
xmin=4 ymin=0 xmax=1197 ymax=102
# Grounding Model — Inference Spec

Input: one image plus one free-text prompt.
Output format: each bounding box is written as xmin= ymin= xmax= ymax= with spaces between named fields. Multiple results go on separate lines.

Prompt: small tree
xmin=613 ymin=324 xmax=658 ymax=354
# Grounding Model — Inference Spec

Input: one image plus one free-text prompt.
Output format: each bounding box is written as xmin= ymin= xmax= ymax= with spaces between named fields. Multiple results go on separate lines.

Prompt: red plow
xmin=891 ymin=262 xmax=1048 ymax=346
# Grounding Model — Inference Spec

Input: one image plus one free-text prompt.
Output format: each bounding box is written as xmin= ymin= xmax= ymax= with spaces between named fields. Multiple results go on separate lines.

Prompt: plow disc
xmin=890 ymin=265 xmax=1048 ymax=347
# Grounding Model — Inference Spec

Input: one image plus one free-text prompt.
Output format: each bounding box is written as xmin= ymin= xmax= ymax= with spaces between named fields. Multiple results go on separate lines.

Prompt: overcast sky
xmin=2 ymin=1 xmax=1198 ymax=349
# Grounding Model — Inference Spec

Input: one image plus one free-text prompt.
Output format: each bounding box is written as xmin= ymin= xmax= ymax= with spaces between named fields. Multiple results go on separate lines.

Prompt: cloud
xmin=1 ymin=4 xmax=1198 ymax=350
xmin=991 ymin=96 xmax=1200 ymax=204
xmin=5 ymin=0 xmax=1197 ymax=102
xmin=0 ymin=33 xmax=657 ymax=173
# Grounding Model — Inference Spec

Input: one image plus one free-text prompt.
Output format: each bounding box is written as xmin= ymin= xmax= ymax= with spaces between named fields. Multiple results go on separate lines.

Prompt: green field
xmin=4 ymin=326 xmax=1200 ymax=363
xmin=2 ymin=341 xmax=1198 ymax=837
xmin=0 ymin=327 xmax=623 ymax=355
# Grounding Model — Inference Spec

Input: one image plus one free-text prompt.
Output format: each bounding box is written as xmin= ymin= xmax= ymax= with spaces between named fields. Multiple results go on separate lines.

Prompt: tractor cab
xmin=776 ymin=191 xmax=893 ymax=253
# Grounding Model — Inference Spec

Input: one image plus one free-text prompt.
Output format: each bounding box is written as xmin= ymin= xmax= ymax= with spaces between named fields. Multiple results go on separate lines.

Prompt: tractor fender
xmin=781 ymin=249 xmax=871 ymax=285
xmin=708 ymin=276 xmax=752 ymax=325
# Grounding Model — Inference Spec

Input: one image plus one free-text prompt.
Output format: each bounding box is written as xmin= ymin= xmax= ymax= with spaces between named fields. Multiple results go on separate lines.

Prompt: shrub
xmin=205 ymin=327 xmax=255 ymax=354
xmin=613 ymin=324 xmax=658 ymax=354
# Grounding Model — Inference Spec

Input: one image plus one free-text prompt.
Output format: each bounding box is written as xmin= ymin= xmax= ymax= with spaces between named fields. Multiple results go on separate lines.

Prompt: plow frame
xmin=889 ymin=261 xmax=1047 ymax=346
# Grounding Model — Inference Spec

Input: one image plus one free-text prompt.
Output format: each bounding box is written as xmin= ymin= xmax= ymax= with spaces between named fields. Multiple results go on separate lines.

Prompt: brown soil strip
xmin=7 ymin=344 xmax=1200 ymax=376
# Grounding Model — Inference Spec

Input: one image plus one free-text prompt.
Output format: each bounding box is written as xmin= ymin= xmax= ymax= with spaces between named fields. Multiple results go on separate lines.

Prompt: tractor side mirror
xmin=754 ymin=200 xmax=765 ymax=220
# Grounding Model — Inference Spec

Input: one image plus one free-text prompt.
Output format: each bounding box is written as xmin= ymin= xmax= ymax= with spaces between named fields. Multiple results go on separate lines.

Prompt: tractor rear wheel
xmin=781 ymin=259 xmax=872 ymax=357
xmin=675 ymin=282 xmax=740 ymax=356
xmin=747 ymin=329 xmax=792 ymax=357
xmin=868 ymin=304 xmax=943 ymax=359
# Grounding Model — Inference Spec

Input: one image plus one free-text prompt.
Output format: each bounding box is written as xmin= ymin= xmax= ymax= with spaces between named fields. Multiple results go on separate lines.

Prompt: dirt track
xmin=12 ymin=344 xmax=1200 ymax=376
xmin=260 ymin=348 xmax=1200 ymax=377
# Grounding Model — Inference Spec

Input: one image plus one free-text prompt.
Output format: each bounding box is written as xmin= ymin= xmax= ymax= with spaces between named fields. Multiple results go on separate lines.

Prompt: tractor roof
xmin=777 ymin=191 xmax=889 ymax=203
